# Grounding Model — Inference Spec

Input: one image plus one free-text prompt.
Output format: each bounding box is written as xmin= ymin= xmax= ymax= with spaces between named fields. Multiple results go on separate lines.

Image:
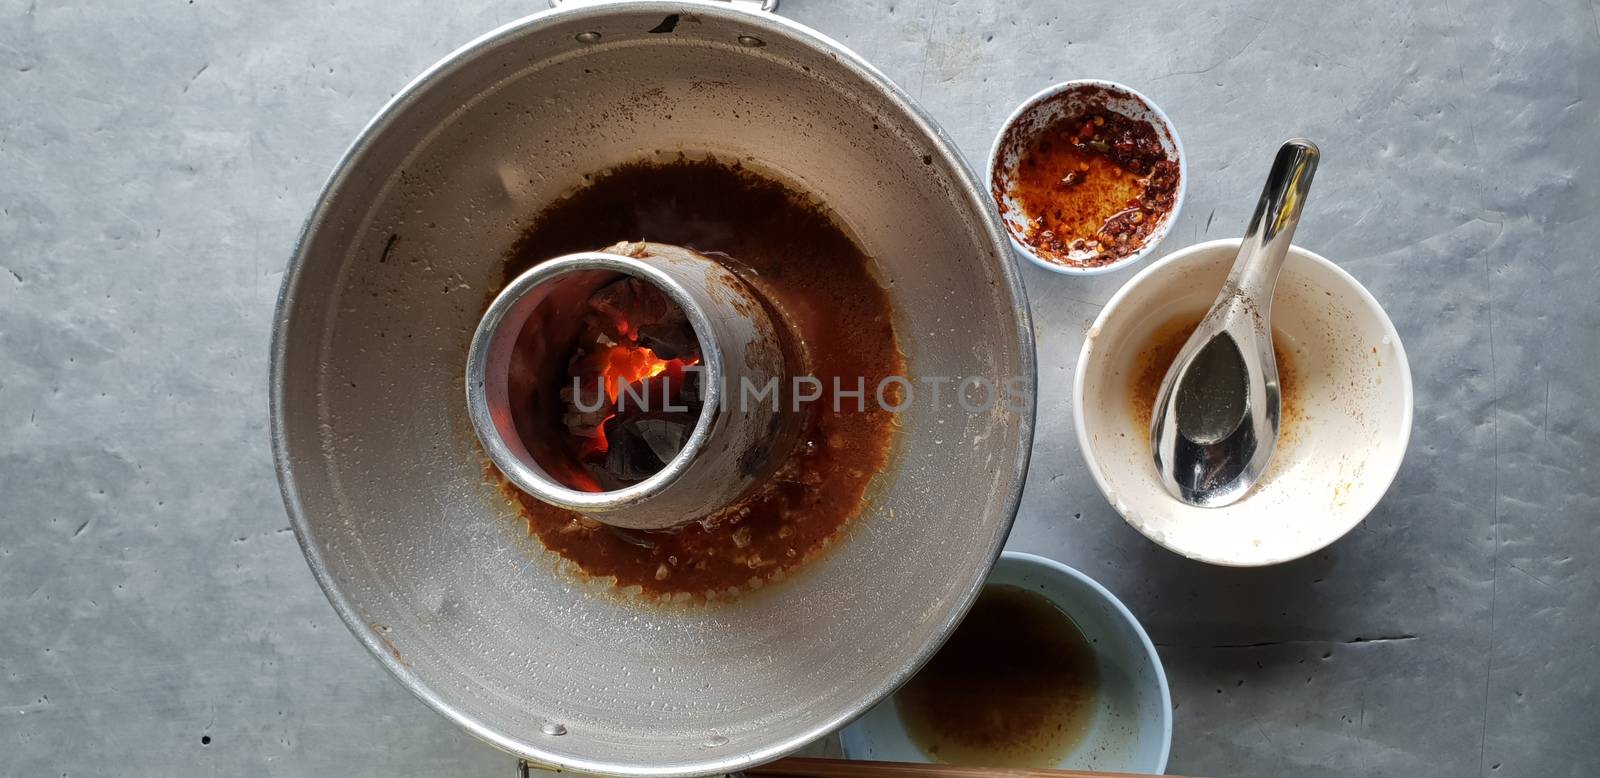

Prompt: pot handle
xmin=518 ymin=760 xmax=747 ymax=776
xmin=548 ymin=0 xmax=779 ymax=11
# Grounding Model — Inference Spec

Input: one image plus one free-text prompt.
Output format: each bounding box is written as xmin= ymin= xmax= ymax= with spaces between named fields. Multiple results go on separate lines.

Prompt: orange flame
xmin=575 ymin=345 xmax=699 ymax=462
xmin=595 ymin=344 xmax=673 ymax=403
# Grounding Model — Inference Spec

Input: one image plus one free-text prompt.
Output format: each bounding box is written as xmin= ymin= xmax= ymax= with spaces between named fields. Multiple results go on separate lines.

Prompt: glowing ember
xmin=559 ymin=275 xmax=704 ymax=483
xmin=589 ymin=344 xmax=675 ymax=403
xmin=572 ymin=348 xmax=699 ymax=461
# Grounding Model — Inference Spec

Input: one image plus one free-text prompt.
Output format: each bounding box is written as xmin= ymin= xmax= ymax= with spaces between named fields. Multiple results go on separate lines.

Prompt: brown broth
xmin=494 ymin=156 xmax=902 ymax=600
xmin=895 ymin=584 xmax=1099 ymax=767
xmin=1130 ymin=315 xmax=1302 ymax=436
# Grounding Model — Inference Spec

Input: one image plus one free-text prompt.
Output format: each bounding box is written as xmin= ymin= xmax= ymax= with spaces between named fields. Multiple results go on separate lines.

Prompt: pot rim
xmin=269 ymin=2 xmax=1037 ymax=775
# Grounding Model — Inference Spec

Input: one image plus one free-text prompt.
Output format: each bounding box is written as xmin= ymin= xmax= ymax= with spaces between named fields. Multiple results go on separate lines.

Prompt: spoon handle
xmin=1223 ymin=139 xmax=1320 ymax=310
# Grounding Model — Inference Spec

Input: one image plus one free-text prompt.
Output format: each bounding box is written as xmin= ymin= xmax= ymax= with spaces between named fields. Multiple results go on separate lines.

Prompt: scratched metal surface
xmin=1 ymin=0 xmax=1596 ymax=775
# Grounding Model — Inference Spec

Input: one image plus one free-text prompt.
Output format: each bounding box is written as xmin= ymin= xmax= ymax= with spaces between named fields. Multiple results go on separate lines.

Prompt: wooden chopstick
xmin=746 ymin=756 xmax=1185 ymax=778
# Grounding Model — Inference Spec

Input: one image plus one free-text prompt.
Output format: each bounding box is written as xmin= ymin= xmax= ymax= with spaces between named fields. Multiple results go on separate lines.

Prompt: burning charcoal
xmin=559 ymin=384 xmax=611 ymax=438
xmin=559 ymin=382 xmax=607 ymax=411
xmin=587 ymin=277 xmax=641 ymax=322
xmin=634 ymin=417 xmax=692 ymax=464
xmin=560 ymin=267 xmax=707 ymax=481
xmin=597 ymin=411 xmax=699 ymax=483
xmin=601 ymin=416 xmax=669 ymax=482
xmin=588 ymin=277 xmax=675 ymax=331
xmin=635 ymin=320 xmax=698 ymax=361
xmin=563 ymin=409 xmax=608 ymax=439
xmin=578 ymin=312 xmax=621 ymax=348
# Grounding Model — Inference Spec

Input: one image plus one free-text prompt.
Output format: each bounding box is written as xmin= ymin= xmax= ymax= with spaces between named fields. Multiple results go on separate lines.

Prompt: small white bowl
xmin=839 ymin=552 xmax=1172 ymax=774
xmin=1073 ymin=239 xmax=1413 ymax=566
xmin=988 ymin=80 xmax=1187 ymax=276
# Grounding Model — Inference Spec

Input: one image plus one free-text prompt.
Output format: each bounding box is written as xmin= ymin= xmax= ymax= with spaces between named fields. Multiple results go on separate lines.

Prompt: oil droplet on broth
xmin=894 ymin=584 xmax=1098 ymax=768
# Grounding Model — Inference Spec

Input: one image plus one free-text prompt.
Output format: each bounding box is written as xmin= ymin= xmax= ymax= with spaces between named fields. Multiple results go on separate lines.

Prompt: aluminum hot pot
xmin=271 ymin=1 xmax=1035 ymax=774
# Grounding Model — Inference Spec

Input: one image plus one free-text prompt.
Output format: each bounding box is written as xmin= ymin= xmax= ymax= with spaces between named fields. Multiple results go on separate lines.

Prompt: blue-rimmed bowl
xmin=840 ymin=551 xmax=1172 ymax=773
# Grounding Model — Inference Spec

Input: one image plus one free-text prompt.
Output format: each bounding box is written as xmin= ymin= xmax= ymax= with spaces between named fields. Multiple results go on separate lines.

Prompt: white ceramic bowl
xmin=839 ymin=552 xmax=1172 ymax=774
xmin=1074 ymin=239 xmax=1413 ymax=566
xmin=988 ymin=80 xmax=1186 ymax=276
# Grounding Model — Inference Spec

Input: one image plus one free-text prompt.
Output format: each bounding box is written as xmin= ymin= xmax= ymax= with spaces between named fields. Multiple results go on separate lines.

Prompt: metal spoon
xmin=1151 ymin=139 xmax=1319 ymax=507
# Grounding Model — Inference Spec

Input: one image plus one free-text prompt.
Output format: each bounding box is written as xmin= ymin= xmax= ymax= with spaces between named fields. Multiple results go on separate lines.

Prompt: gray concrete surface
xmin=3 ymin=0 xmax=1597 ymax=775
